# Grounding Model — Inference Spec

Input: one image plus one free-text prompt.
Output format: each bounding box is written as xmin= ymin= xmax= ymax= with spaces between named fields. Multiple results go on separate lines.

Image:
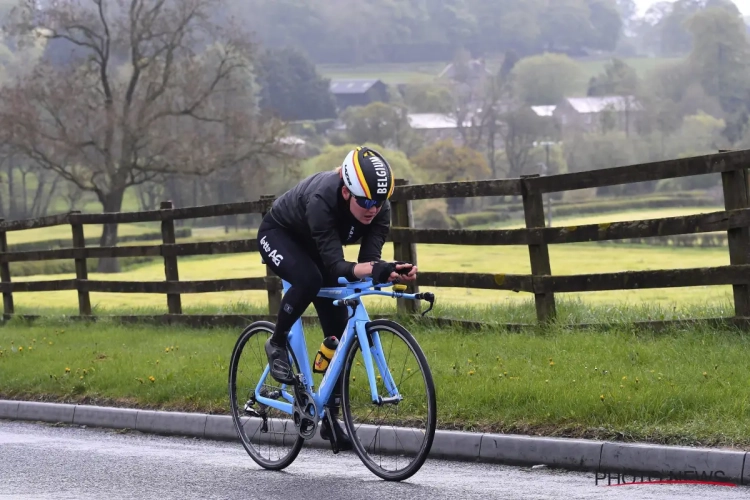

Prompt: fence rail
xmin=0 ymin=149 xmax=749 ymax=327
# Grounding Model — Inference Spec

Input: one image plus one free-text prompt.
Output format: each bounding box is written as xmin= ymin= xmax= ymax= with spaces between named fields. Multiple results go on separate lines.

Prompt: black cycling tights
xmin=257 ymin=214 xmax=349 ymax=352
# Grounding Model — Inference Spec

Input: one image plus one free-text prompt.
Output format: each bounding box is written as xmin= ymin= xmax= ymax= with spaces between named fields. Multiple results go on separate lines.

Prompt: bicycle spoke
xmin=343 ymin=320 xmax=436 ymax=481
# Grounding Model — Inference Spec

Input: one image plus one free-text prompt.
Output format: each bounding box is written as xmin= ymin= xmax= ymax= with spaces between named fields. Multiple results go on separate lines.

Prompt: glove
xmin=371 ymin=260 xmax=412 ymax=284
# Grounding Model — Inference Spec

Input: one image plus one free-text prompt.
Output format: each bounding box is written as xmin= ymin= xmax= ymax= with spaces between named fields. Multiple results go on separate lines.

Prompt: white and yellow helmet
xmin=340 ymin=146 xmax=395 ymax=204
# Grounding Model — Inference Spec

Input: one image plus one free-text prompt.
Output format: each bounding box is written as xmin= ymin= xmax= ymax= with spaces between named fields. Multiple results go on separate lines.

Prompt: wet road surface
xmin=1 ymin=420 xmax=747 ymax=499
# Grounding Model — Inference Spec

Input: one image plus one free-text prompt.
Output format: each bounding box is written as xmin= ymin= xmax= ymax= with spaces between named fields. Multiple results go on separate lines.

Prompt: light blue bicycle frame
xmin=253 ymin=277 xmax=420 ymax=419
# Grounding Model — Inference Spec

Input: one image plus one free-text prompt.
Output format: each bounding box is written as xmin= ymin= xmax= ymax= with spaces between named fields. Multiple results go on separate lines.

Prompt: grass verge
xmin=1 ymin=308 xmax=749 ymax=449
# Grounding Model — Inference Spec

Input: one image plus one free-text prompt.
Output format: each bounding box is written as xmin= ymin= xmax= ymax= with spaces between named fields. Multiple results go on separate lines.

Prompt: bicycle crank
xmin=292 ymin=383 xmax=319 ymax=440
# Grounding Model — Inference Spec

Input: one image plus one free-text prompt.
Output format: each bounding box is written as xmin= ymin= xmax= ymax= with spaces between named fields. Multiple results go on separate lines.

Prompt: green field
xmin=0 ymin=204 xmax=733 ymax=321
xmin=479 ymin=206 xmax=725 ymax=230
xmin=317 ymin=56 xmax=681 ymax=96
xmin=1 ymin=317 xmax=749 ymax=447
xmin=3 ymin=238 xmax=733 ymax=318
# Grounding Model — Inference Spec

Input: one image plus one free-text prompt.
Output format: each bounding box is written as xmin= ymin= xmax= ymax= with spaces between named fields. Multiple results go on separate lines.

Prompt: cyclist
xmin=257 ymin=145 xmax=417 ymax=449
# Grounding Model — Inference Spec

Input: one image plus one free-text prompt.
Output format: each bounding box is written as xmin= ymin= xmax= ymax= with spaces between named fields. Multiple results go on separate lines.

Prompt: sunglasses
xmin=353 ymin=196 xmax=384 ymax=210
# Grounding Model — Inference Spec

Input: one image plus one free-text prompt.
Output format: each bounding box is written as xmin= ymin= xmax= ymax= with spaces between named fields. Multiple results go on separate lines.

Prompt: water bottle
xmin=313 ymin=336 xmax=339 ymax=373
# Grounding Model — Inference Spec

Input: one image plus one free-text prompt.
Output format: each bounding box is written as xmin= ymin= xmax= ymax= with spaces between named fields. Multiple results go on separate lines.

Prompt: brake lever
xmin=419 ymin=292 xmax=435 ymax=316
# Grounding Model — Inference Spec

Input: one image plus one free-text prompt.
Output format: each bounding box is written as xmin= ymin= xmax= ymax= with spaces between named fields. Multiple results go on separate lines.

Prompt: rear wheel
xmin=228 ymin=321 xmax=304 ymax=470
xmin=341 ymin=319 xmax=436 ymax=481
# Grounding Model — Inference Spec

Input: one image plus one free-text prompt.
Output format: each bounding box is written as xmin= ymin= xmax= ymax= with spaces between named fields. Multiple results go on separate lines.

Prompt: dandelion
xmin=28 ymin=346 xmax=32 ymax=351
xmin=79 ymin=376 xmax=83 ymax=380
xmin=468 ymin=370 xmax=475 ymax=376
xmin=149 ymin=376 xmax=155 ymax=383
xmin=65 ymin=367 xmax=70 ymax=373
xmin=622 ymin=376 xmax=627 ymax=381
xmin=620 ymin=384 xmax=624 ymax=389
xmin=376 ymin=375 xmax=382 ymax=382
xmin=549 ymin=361 xmax=555 ymax=367
xmin=18 ymin=346 xmax=22 ymax=352
xmin=703 ymin=371 xmax=708 ymax=378
xmin=545 ymin=379 xmax=549 ymax=384
xmin=407 ymin=368 xmax=412 ymax=373
xmin=48 ymin=342 xmax=53 ymax=346
xmin=165 ymin=347 xmax=170 ymax=353
xmin=600 ymin=394 xmax=605 ymax=401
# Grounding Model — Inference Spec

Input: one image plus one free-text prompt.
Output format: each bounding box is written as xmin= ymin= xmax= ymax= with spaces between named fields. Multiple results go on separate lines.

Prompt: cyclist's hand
xmin=372 ymin=260 xmax=417 ymax=284
xmin=394 ymin=262 xmax=417 ymax=282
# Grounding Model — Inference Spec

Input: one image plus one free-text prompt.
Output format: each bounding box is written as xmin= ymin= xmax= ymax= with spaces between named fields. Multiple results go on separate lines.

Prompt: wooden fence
xmin=1 ymin=148 xmax=750 ymax=330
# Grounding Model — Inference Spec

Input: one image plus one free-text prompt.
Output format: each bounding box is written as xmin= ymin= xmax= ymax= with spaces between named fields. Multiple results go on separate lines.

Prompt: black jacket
xmin=268 ymin=170 xmax=391 ymax=281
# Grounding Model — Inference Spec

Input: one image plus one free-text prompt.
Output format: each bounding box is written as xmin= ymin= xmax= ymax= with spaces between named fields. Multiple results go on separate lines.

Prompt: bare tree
xmin=0 ymin=0 xmax=290 ymax=272
xmin=136 ymin=178 xmax=165 ymax=211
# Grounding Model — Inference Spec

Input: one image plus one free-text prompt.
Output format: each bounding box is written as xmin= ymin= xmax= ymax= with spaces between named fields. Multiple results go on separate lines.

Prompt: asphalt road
xmin=1 ymin=420 xmax=747 ymax=500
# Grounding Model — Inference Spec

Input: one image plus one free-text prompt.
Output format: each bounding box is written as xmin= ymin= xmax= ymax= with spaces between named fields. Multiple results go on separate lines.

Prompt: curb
xmin=1 ymin=399 xmax=748 ymax=485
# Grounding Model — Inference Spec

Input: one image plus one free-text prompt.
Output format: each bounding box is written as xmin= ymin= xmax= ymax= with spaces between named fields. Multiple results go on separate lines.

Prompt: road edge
xmin=1 ymin=399 xmax=748 ymax=486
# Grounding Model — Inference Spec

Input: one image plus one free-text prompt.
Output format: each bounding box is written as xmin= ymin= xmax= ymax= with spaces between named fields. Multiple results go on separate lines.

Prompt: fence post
xmin=70 ymin=211 xmax=91 ymax=316
xmin=160 ymin=201 xmax=182 ymax=315
xmin=0 ymin=219 xmax=13 ymax=321
xmin=521 ymin=174 xmax=556 ymax=323
xmin=260 ymin=195 xmax=282 ymax=315
xmin=390 ymin=178 xmax=420 ymax=315
xmin=720 ymin=155 xmax=750 ymax=319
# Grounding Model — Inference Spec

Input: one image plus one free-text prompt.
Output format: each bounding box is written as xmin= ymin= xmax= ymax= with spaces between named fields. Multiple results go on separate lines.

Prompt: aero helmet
xmin=340 ymin=146 xmax=394 ymax=208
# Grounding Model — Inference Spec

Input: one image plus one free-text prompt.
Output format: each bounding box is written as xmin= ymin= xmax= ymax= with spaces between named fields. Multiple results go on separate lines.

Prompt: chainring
xmin=292 ymin=389 xmax=319 ymax=440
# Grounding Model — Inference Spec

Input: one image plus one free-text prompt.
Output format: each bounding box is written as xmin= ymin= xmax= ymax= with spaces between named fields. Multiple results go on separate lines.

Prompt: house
xmin=329 ymin=79 xmax=389 ymax=110
xmin=531 ymin=105 xmax=557 ymax=118
xmin=407 ymin=113 xmax=473 ymax=144
xmin=552 ymin=96 xmax=642 ymax=135
xmin=438 ymin=58 xmax=493 ymax=84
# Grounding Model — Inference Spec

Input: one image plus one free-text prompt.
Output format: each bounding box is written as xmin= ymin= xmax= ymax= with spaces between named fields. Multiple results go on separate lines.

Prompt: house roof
xmin=407 ymin=113 xmax=472 ymax=129
xmin=563 ymin=96 xmax=641 ymax=114
xmin=531 ymin=105 xmax=557 ymax=117
xmin=329 ymin=79 xmax=382 ymax=95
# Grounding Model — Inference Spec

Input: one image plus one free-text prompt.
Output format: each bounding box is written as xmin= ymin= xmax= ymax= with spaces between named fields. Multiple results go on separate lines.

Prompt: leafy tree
xmin=403 ymin=84 xmax=455 ymax=114
xmin=511 ymin=53 xmax=583 ymax=105
xmin=256 ymin=47 xmax=336 ymax=121
xmin=587 ymin=57 xmax=639 ymax=96
xmin=411 ymin=139 xmax=490 ymax=183
xmin=341 ymin=102 xmax=414 ymax=150
xmin=686 ymin=7 xmax=750 ymax=107
xmin=587 ymin=0 xmax=624 ymax=51
xmin=411 ymin=139 xmax=490 ymax=214
xmin=425 ymin=0 xmax=480 ymax=48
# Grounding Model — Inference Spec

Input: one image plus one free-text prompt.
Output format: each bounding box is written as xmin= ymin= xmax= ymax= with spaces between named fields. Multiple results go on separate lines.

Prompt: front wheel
xmin=341 ymin=319 xmax=437 ymax=481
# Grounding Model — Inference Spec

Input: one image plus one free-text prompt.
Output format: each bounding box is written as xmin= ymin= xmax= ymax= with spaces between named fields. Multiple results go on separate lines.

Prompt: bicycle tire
xmin=228 ymin=321 xmax=304 ymax=470
xmin=341 ymin=319 xmax=437 ymax=481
